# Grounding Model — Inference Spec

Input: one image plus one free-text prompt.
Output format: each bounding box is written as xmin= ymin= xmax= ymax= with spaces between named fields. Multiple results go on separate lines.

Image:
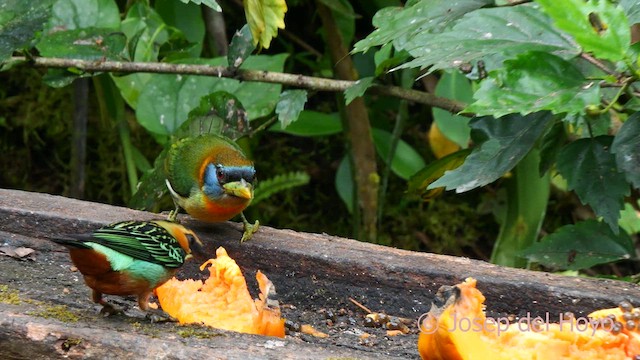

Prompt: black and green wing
xmin=89 ymin=221 xmax=187 ymax=268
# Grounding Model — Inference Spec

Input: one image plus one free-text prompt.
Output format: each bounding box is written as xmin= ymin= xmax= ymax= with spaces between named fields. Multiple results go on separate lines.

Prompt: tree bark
xmin=316 ymin=3 xmax=379 ymax=242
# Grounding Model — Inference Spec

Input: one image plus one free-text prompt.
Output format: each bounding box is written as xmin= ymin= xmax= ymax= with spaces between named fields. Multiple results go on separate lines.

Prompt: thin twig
xmin=9 ymin=56 xmax=469 ymax=115
xmin=580 ymin=53 xmax=617 ymax=76
xmin=348 ymin=297 xmax=372 ymax=314
xmin=497 ymin=0 xmax=533 ymax=6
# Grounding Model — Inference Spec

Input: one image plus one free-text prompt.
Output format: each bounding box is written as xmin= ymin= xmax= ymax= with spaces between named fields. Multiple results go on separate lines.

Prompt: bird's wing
xmin=90 ymin=221 xmax=187 ymax=268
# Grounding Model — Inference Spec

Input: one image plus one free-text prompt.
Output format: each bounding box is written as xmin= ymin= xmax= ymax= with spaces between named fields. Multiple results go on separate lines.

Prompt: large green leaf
xmin=111 ymin=3 xmax=170 ymax=108
xmin=227 ymin=24 xmax=255 ymax=71
xmin=36 ymin=28 xmax=126 ymax=60
xmin=135 ymin=54 xmax=287 ymax=137
xmin=175 ymin=92 xmax=251 ymax=141
xmin=432 ymin=71 xmax=473 ymax=147
xmin=537 ymin=0 xmax=630 ymax=62
xmin=335 ymin=155 xmax=354 ymax=214
xmin=491 ymin=149 xmax=550 ymax=268
xmin=400 ymin=5 xmax=580 ymax=73
xmin=275 ymin=90 xmax=307 ymax=129
xmin=178 ymin=0 xmax=221 ymax=12
xmin=429 ymin=112 xmax=552 ymax=192
xmin=269 ymin=111 xmax=342 ymax=136
xmin=407 ymin=149 xmax=471 ymax=201
xmin=557 ymin=136 xmax=629 ymax=233
xmin=0 ymin=0 xmax=54 ymax=62
xmin=156 ymin=0 xmax=204 ymax=58
xmin=611 ymin=112 xmax=640 ymax=189
xmin=344 ymin=77 xmax=374 ymax=105
xmin=521 ymin=220 xmax=634 ymax=271
xmin=46 ymin=0 xmax=120 ymax=31
xmin=372 ymin=128 xmax=426 ymax=180
xmin=621 ymin=0 xmax=640 ymax=25
xmin=353 ymin=0 xmax=492 ymax=53
xmin=466 ymin=52 xmax=600 ymax=118
xmin=538 ymin=119 xmax=567 ymax=176
xmin=244 ymin=0 xmax=287 ymax=49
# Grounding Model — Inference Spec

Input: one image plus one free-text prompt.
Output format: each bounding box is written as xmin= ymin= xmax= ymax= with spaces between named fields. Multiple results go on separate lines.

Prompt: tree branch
xmin=9 ymin=56 xmax=469 ymax=115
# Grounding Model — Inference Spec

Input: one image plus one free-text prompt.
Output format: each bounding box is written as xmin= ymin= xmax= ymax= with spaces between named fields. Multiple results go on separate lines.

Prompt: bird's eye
xmin=186 ymin=233 xmax=198 ymax=247
xmin=215 ymin=165 xmax=226 ymax=184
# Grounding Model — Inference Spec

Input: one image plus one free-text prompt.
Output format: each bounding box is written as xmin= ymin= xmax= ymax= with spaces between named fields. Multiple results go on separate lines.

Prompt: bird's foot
xmin=167 ymin=208 xmax=180 ymax=223
xmin=145 ymin=308 xmax=176 ymax=323
xmin=99 ymin=303 xmax=124 ymax=317
xmin=240 ymin=213 xmax=259 ymax=243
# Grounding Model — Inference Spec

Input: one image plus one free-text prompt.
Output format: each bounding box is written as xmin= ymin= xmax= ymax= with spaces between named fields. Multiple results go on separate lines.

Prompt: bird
xmin=164 ymin=134 xmax=259 ymax=242
xmin=50 ymin=220 xmax=203 ymax=318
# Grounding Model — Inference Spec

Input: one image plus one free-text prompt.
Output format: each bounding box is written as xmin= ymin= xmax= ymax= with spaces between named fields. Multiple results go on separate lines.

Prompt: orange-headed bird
xmin=51 ymin=220 xmax=202 ymax=316
xmin=164 ymin=134 xmax=258 ymax=241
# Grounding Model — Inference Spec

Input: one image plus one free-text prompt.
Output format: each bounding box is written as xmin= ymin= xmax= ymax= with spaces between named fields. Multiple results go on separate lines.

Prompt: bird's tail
xmin=48 ymin=235 xmax=93 ymax=249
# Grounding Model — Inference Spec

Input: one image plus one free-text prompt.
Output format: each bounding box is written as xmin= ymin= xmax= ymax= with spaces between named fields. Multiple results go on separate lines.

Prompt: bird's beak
xmin=223 ymin=179 xmax=253 ymax=200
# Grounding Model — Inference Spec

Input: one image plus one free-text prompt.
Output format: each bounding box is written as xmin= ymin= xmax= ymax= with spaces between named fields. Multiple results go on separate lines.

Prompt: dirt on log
xmin=1 ymin=188 xmax=639 ymax=359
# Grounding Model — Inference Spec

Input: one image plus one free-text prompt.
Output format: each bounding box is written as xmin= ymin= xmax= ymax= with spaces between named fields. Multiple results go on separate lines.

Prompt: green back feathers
xmin=87 ymin=221 xmax=188 ymax=268
xmin=165 ymin=134 xmax=252 ymax=197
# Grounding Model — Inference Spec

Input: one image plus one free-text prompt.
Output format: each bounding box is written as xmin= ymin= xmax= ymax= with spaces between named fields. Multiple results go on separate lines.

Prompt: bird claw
xmin=99 ymin=303 xmax=124 ymax=317
xmin=240 ymin=218 xmax=259 ymax=243
xmin=145 ymin=309 xmax=176 ymax=323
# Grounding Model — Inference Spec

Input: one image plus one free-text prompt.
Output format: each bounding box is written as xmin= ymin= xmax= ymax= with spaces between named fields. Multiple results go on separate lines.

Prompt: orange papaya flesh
xmin=418 ymin=278 xmax=640 ymax=360
xmin=155 ymin=247 xmax=285 ymax=337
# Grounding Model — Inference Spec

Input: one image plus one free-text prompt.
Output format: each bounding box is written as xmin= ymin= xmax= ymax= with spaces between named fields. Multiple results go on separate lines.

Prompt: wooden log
xmin=1 ymin=188 xmax=639 ymax=358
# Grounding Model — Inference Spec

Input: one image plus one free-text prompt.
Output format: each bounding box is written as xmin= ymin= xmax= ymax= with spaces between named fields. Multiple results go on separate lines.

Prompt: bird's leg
xmin=167 ymin=205 xmax=180 ymax=223
xmin=93 ymin=289 xmax=123 ymax=316
xmin=138 ymin=291 xmax=175 ymax=323
xmin=165 ymin=179 xmax=182 ymax=223
xmin=240 ymin=212 xmax=259 ymax=243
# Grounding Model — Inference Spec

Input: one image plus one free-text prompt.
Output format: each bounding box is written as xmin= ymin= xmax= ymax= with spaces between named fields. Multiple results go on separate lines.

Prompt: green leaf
xmin=0 ymin=0 xmax=53 ymax=62
xmin=353 ymin=0 xmax=492 ymax=53
xmin=36 ymin=28 xmax=126 ymax=60
xmin=400 ymin=5 xmax=580 ymax=73
xmin=244 ymin=0 xmax=287 ymax=49
xmin=466 ymin=52 xmax=599 ymax=118
xmin=557 ymin=136 xmax=629 ymax=233
xmin=372 ymin=128 xmax=426 ymax=180
xmin=407 ymin=149 xmax=471 ymax=201
xmin=175 ymin=92 xmax=250 ymax=141
xmin=432 ymin=71 xmax=473 ymax=147
xmin=178 ymin=0 xmax=221 ymax=12
xmin=318 ymin=0 xmax=357 ymax=19
xmin=46 ymin=0 xmax=120 ymax=31
xmin=344 ymin=77 xmax=374 ymax=105
xmin=620 ymin=202 xmax=640 ymax=235
xmin=156 ymin=0 xmax=205 ymax=58
xmin=275 ymin=90 xmax=307 ymax=129
xmin=429 ymin=112 xmax=553 ymax=192
xmin=537 ymin=0 xmax=630 ymax=62
xmin=328 ymin=0 xmax=356 ymax=46
xmin=228 ymin=25 xmax=255 ymax=70
xmin=136 ymin=54 xmax=287 ymax=137
xmin=621 ymin=0 xmax=640 ymax=25
xmin=521 ymin=220 xmax=634 ymax=270
xmin=611 ymin=112 xmax=640 ymax=189
xmin=491 ymin=149 xmax=550 ymax=268
xmin=538 ymin=120 xmax=567 ymax=176
xmin=335 ymin=155 xmax=354 ymax=213
xmin=253 ymin=171 xmax=310 ymax=205
xmin=129 ymin=148 xmax=169 ymax=211
xmin=43 ymin=68 xmax=88 ymax=87
xmin=269 ymin=111 xmax=342 ymax=136
xmin=111 ymin=3 xmax=169 ymax=108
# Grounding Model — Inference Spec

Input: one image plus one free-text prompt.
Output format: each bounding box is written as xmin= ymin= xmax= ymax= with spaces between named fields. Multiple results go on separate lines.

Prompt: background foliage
xmin=1 ymin=0 xmax=640 ymax=277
